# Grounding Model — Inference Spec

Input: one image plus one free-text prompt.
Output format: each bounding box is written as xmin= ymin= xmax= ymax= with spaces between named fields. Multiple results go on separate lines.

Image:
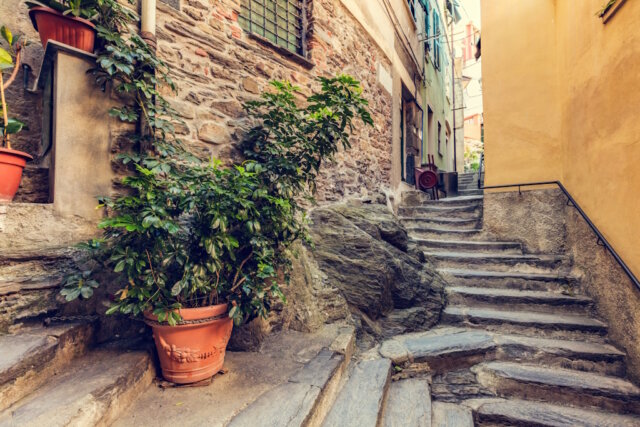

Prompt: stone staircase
xmin=2 ymin=172 xmax=640 ymax=426
xmin=381 ymin=173 xmax=640 ymax=426
xmin=0 ymin=203 xmax=154 ymax=427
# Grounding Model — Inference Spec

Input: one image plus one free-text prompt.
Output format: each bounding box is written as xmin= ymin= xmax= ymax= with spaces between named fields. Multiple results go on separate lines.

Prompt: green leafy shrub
xmin=62 ymin=75 xmax=372 ymax=325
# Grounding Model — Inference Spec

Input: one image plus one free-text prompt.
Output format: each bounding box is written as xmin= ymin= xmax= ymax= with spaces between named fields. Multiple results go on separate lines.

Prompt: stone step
xmin=401 ymin=192 xmax=483 ymax=207
xmin=380 ymin=327 xmax=625 ymax=376
xmin=446 ymin=286 xmax=593 ymax=314
xmin=0 ymin=350 xmax=153 ymax=427
xmin=411 ymin=239 xmax=523 ymax=255
xmin=400 ymin=217 xmax=481 ymax=230
xmin=398 ymin=205 xmax=482 ymax=220
xmin=442 ymin=306 xmax=608 ymax=337
xmin=0 ymin=323 xmax=95 ymax=411
xmin=0 ymin=249 xmax=80 ymax=331
xmin=322 ymin=358 xmax=391 ymax=427
xmin=382 ymin=378 xmax=431 ymax=427
xmin=473 ymin=362 xmax=640 ymax=415
xmin=457 ymin=189 xmax=483 ymax=197
xmin=431 ymin=402 xmax=473 ymax=427
xmin=428 ymin=252 xmax=568 ymax=273
xmin=473 ymin=398 xmax=640 ymax=427
xmin=438 ymin=268 xmax=577 ymax=292
xmin=0 ymin=204 xmax=96 ymax=254
xmin=405 ymin=227 xmax=484 ymax=241
xmin=228 ymin=348 xmax=347 ymax=427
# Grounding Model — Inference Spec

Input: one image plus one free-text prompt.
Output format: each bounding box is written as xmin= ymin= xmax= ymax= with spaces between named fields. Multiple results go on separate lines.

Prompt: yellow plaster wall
xmin=482 ymin=0 xmax=640 ymax=278
xmin=481 ymin=0 xmax=562 ymax=185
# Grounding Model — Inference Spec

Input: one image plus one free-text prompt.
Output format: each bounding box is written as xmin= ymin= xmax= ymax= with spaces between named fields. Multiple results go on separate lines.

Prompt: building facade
xmin=482 ymin=0 xmax=640 ymax=278
xmin=3 ymin=0 xmax=461 ymax=206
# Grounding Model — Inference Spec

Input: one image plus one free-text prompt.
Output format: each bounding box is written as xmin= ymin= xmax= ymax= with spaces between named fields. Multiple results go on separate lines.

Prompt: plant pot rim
xmin=143 ymin=303 xmax=229 ymax=325
xmin=0 ymin=147 xmax=33 ymax=161
xmin=28 ymin=5 xmax=96 ymax=32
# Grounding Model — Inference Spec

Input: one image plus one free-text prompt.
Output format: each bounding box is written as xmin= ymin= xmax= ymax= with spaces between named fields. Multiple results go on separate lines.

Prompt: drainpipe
xmin=139 ymin=0 xmax=157 ymax=151
xmin=450 ymin=14 xmax=457 ymax=172
xmin=140 ymin=0 xmax=157 ymax=51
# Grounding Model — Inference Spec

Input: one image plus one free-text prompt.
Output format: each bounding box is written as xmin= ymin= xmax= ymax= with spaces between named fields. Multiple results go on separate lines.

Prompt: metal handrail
xmin=477 ymin=152 xmax=484 ymax=189
xmin=480 ymin=180 xmax=640 ymax=292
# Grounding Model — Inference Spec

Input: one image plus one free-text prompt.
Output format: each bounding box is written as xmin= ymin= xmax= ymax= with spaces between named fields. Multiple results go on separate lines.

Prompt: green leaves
xmin=0 ymin=118 xmax=26 ymax=135
xmin=0 ymin=47 xmax=12 ymax=70
xmin=1 ymin=26 xmax=12 ymax=46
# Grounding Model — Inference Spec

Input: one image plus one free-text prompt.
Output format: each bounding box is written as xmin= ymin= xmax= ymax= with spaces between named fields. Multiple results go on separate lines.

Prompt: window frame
xmin=437 ymin=122 xmax=442 ymax=156
xmin=239 ymin=0 xmax=309 ymax=58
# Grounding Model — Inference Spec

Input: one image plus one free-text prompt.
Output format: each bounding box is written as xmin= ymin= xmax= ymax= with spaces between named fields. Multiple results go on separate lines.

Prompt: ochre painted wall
xmin=482 ymin=0 xmax=640 ymax=278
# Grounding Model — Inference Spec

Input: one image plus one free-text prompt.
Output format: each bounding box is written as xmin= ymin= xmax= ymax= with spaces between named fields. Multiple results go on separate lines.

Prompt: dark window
xmin=433 ymin=11 xmax=441 ymax=69
xmin=407 ymin=0 xmax=417 ymax=21
xmin=437 ymin=122 xmax=442 ymax=155
xmin=239 ymin=0 xmax=305 ymax=55
xmin=424 ymin=0 xmax=431 ymax=52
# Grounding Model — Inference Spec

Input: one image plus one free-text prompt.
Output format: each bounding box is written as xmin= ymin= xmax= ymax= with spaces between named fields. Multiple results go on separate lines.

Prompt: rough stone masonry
xmin=155 ymin=0 xmax=394 ymax=202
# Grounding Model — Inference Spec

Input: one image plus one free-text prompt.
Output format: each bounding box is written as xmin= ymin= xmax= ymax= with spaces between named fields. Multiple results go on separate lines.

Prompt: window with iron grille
xmin=238 ymin=0 xmax=306 ymax=56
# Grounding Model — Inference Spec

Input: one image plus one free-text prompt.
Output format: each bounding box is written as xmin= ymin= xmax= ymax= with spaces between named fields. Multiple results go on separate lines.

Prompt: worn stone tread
xmin=405 ymin=227 xmax=482 ymax=234
xmin=439 ymin=268 xmax=574 ymax=282
xmin=474 ymin=398 xmax=640 ymax=427
xmin=429 ymin=195 xmax=484 ymax=203
xmin=444 ymin=306 xmax=607 ymax=332
xmin=382 ymin=378 xmax=431 ymax=427
xmin=229 ymin=348 xmax=344 ymax=427
xmin=430 ymin=252 xmax=566 ymax=262
xmin=446 ymin=286 xmax=592 ymax=306
xmin=398 ymin=204 xmax=481 ymax=213
xmin=229 ymin=382 xmax=321 ymax=427
xmin=0 ymin=350 xmax=152 ymax=427
xmin=411 ymin=239 xmax=522 ymax=253
xmin=379 ymin=327 xmax=623 ymax=365
xmin=431 ymin=402 xmax=473 ymax=427
xmin=400 ymin=217 xmax=480 ymax=225
xmin=0 ymin=323 xmax=94 ymax=411
xmin=322 ymin=358 xmax=391 ymax=427
xmin=475 ymin=362 xmax=640 ymax=400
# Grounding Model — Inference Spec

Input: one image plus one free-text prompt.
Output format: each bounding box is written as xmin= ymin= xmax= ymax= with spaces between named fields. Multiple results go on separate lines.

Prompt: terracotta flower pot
xmin=28 ymin=6 xmax=96 ymax=53
xmin=0 ymin=147 xmax=32 ymax=202
xmin=144 ymin=303 xmax=233 ymax=384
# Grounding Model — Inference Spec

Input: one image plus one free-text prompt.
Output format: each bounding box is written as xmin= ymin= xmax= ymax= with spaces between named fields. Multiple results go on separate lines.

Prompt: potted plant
xmin=61 ymin=75 xmax=373 ymax=384
xmin=26 ymin=0 xmax=97 ymax=53
xmin=0 ymin=26 xmax=32 ymax=202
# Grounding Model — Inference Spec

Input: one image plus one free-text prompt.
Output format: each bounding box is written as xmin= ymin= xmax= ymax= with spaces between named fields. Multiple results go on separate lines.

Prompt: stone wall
xmin=483 ymin=188 xmax=640 ymax=382
xmin=156 ymin=0 xmax=393 ymax=202
xmin=482 ymin=188 xmax=567 ymax=254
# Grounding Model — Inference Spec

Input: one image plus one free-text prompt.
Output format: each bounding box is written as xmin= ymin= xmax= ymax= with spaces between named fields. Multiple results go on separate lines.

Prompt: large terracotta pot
xmin=28 ymin=6 xmax=96 ymax=53
xmin=0 ymin=148 xmax=32 ymax=202
xmin=144 ymin=303 xmax=233 ymax=384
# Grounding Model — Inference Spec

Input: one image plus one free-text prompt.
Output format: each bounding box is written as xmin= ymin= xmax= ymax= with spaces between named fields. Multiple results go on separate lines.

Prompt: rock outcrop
xmin=309 ymin=200 xmax=446 ymax=339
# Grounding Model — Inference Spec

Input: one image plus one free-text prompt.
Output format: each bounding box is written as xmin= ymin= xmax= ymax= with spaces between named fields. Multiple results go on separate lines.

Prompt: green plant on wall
xmin=59 ymin=1 xmax=373 ymax=325
xmin=0 ymin=26 xmax=26 ymax=150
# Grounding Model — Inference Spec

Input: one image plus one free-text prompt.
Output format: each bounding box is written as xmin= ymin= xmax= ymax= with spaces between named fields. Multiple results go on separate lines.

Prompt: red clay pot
xmin=0 ymin=147 xmax=32 ymax=202
xmin=28 ymin=6 xmax=96 ymax=53
xmin=144 ymin=303 xmax=233 ymax=384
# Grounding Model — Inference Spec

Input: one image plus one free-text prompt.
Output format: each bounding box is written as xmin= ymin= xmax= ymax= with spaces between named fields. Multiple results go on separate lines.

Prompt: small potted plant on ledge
xmin=62 ymin=75 xmax=373 ymax=384
xmin=26 ymin=0 xmax=97 ymax=53
xmin=0 ymin=26 xmax=31 ymax=202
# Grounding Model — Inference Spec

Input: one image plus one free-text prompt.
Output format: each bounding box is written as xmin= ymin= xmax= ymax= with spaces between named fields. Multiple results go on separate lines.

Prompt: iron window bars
xmin=239 ymin=0 xmax=305 ymax=55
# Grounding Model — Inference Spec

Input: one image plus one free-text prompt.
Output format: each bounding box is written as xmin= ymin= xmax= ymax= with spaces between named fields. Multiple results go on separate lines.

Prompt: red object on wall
xmin=29 ymin=7 xmax=96 ymax=53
